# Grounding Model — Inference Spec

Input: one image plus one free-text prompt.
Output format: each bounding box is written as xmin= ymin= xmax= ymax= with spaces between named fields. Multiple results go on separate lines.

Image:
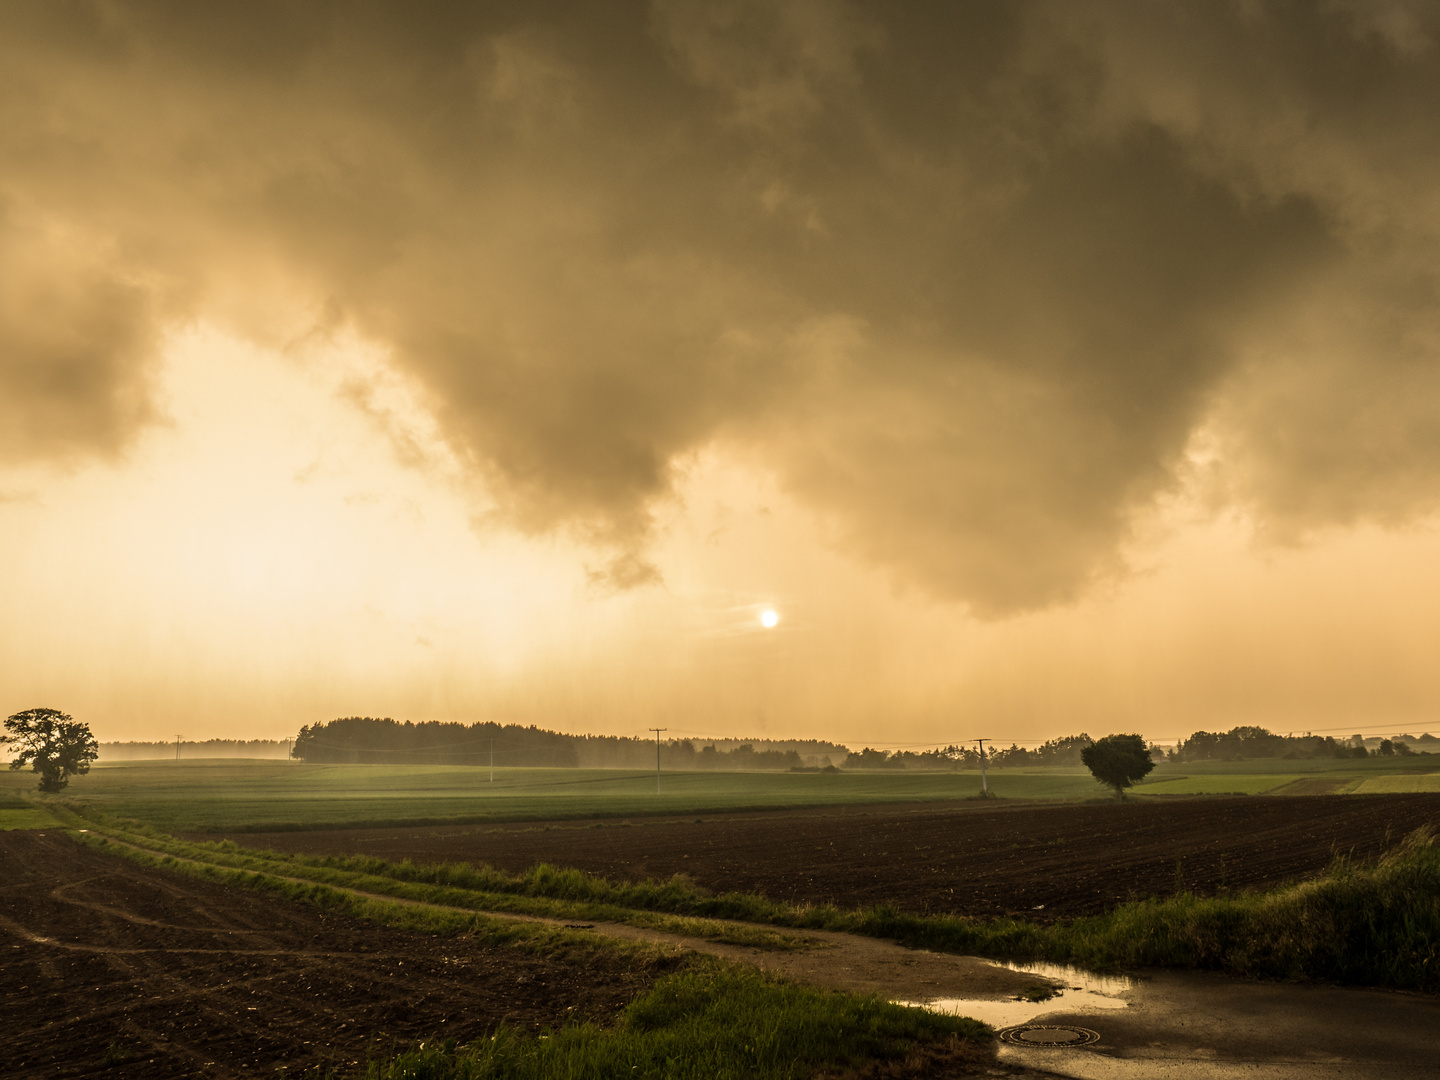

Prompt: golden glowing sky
xmin=5 ymin=2 xmax=1440 ymax=745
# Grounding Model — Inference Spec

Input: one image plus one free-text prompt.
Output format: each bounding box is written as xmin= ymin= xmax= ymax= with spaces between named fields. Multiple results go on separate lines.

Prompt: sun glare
xmin=761 ymin=609 xmax=780 ymax=628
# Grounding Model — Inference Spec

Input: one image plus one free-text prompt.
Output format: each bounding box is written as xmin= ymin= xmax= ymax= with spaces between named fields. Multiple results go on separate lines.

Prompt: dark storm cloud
xmin=0 ymin=201 xmax=159 ymax=463
xmin=1 ymin=1 xmax=1436 ymax=609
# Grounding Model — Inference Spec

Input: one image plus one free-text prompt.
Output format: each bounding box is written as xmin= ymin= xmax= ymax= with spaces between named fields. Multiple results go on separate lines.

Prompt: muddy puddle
xmin=901 ymin=962 xmax=1440 ymax=1079
xmin=897 ymin=959 xmax=1132 ymax=1029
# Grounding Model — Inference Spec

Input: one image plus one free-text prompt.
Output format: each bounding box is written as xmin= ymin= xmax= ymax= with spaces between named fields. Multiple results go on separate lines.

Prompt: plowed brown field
xmin=0 ymin=832 xmax=661 ymax=1079
xmin=211 ymin=793 xmax=1440 ymax=920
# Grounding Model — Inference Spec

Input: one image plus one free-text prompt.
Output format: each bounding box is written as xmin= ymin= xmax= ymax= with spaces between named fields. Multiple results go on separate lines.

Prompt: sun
xmin=760 ymin=609 xmax=780 ymax=628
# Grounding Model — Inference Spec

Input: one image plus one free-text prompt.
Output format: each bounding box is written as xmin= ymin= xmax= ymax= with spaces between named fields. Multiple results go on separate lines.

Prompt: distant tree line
xmin=291 ymin=718 xmax=846 ymax=770
xmin=851 ymin=727 xmax=1438 ymax=770
xmin=280 ymin=719 xmax=1440 ymax=771
xmin=1171 ymin=726 xmax=1433 ymax=762
xmin=846 ymin=736 xmax=1097 ymax=770
xmin=988 ymin=735 xmax=1095 ymax=767
xmin=844 ymin=745 xmax=977 ymax=770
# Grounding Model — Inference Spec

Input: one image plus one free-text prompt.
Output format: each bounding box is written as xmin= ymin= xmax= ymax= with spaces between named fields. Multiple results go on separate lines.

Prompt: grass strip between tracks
xmin=64 ymin=805 xmax=1440 ymax=992
xmin=61 ymin=808 xmax=820 ymax=954
xmin=49 ymin=805 xmax=991 ymax=1080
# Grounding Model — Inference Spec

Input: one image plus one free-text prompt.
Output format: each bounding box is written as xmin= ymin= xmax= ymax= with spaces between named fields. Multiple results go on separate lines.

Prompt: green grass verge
xmin=355 ymin=965 xmax=987 ymax=1080
xmin=64 ymin=805 xmax=1440 ymax=992
xmin=0 ymin=805 xmax=59 ymax=830
xmin=73 ymin=830 xmax=601 ymax=953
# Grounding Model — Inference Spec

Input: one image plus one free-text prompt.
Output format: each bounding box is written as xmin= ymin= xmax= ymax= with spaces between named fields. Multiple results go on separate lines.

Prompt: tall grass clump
xmin=843 ymin=827 xmax=1440 ymax=990
xmin=1060 ymin=825 xmax=1440 ymax=988
xmin=359 ymin=966 xmax=988 ymax=1080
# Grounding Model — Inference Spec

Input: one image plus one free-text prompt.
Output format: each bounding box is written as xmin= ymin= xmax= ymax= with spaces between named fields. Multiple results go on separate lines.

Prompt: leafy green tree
xmin=1080 ymin=733 xmax=1154 ymax=799
xmin=3 ymin=708 xmax=99 ymax=792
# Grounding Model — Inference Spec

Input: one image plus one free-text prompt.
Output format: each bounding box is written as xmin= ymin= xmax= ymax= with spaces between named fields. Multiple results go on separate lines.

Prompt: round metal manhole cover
xmin=999 ymin=1025 xmax=1101 ymax=1047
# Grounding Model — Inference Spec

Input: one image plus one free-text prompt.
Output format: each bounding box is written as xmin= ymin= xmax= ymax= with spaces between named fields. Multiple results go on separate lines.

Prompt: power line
xmin=1267 ymin=722 xmax=1437 ymax=736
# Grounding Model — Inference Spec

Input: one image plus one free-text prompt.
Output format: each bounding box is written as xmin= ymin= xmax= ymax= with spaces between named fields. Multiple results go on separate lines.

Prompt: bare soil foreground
xmin=0 ymin=832 xmax=663 ymax=1079
xmin=210 ymin=793 xmax=1440 ymax=920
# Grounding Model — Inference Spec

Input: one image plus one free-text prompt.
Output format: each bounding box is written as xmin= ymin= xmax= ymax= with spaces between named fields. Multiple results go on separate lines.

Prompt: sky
xmin=4 ymin=1 xmax=1440 ymax=747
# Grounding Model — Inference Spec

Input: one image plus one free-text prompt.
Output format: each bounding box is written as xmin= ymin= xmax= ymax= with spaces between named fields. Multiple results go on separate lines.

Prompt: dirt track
xmin=212 ymin=794 xmax=1440 ymax=920
xmin=0 ymin=832 xmax=662 ymax=1079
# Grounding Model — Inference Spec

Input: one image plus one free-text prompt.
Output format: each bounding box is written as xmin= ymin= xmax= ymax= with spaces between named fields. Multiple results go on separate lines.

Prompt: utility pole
xmin=174 ymin=734 xmax=183 ymax=763
xmin=973 ymin=738 xmax=990 ymax=797
xmin=490 ymin=739 xmax=494 ymax=784
xmin=649 ymin=728 xmax=667 ymax=794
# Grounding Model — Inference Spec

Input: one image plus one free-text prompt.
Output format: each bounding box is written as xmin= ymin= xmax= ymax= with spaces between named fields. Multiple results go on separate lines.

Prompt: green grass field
xmin=1140 ymin=774 xmax=1313 ymax=795
xmin=0 ymin=804 xmax=60 ymax=829
xmin=2 ymin=754 xmax=1435 ymax=833
xmin=1353 ymin=773 xmax=1440 ymax=793
xmin=1137 ymin=756 xmax=1439 ymax=796
xmin=0 ymin=761 xmax=1100 ymax=832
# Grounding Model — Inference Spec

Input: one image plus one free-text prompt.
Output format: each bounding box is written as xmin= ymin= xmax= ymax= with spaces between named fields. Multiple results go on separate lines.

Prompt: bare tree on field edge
xmin=3 ymin=708 xmax=99 ymax=792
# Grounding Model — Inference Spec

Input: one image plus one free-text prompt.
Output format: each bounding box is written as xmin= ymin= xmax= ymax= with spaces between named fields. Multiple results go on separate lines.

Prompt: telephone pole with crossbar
xmin=649 ymin=728 xmax=667 ymax=794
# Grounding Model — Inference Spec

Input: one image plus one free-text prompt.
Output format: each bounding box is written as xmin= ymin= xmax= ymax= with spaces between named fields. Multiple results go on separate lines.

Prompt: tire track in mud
xmin=47 ymin=879 xmax=285 ymax=935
